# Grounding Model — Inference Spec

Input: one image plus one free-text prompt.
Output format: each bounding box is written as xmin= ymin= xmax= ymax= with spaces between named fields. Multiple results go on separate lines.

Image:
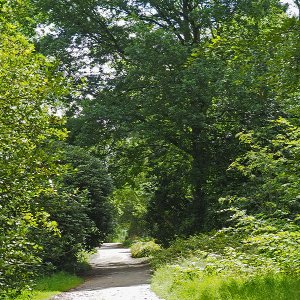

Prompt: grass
xmin=16 ymin=272 xmax=84 ymax=300
xmin=152 ymin=269 xmax=300 ymax=300
xmin=150 ymin=229 xmax=300 ymax=299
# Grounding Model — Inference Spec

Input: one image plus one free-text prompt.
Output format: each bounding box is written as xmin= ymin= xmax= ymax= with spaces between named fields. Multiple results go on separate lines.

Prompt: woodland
xmin=0 ymin=0 xmax=300 ymax=299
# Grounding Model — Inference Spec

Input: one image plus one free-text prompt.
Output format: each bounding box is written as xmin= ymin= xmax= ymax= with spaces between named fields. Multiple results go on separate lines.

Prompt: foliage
xmin=3 ymin=0 xmax=299 ymax=298
xmin=150 ymin=117 xmax=300 ymax=288
xmin=62 ymin=145 xmax=114 ymax=247
xmin=226 ymin=118 xmax=300 ymax=218
xmin=150 ymin=218 xmax=300 ymax=299
xmin=0 ymin=10 xmax=67 ymax=298
xmin=33 ymin=189 xmax=97 ymax=272
xmin=42 ymin=0 xmax=299 ymax=241
xmin=198 ymin=10 xmax=300 ymax=228
xmin=28 ymin=145 xmax=114 ymax=272
xmin=130 ymin=240 xmax=161 ymax=258
xmin=30 ymin=0 xmax=300 ymax=242
xmin=110 ymin=172 xmax=153 ymax=239
xmin=150 ymin=116 xmax=300 ymax=299
xmin=32 ymin=0 xmax=291 ymax=237
xmin=0 ymin=1 xmax=114 ymax=296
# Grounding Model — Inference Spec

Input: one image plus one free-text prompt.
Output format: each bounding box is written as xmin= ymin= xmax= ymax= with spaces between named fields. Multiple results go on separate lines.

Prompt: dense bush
xmin=32 ymin=189 xmax=98 ymax=272
xmin=62 ymin=145 xmax=114 ymax=245
xmin=151 ymin=217 xmax=300 ymax=273
xmin=26 ymin=147 xmax=114 ymax=272
xmin=131 ymin=240 xmax=161 ymax=258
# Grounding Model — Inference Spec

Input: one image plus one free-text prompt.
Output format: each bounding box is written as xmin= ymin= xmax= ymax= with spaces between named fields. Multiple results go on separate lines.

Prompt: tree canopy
xmin=0 ymin=0 xmax=300 ymax=297
xmin=32 ymin=0 xmax=299 ymax=240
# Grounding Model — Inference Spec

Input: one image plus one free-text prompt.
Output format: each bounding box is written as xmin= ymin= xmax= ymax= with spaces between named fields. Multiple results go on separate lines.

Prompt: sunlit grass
xmin=152 ymin=269 xmax=300 ymax=300
xmin=16 ymin=272 xmax=84 ymax=300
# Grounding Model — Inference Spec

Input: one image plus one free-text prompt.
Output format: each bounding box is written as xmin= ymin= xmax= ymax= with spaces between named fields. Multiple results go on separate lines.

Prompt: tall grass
xmin=152 ymin=270 xmax=300 ymax=300
xmin=150 ymin=227 xmax=300 ymax=300
xmin=16 ymin=272 xmax=84 ymax=300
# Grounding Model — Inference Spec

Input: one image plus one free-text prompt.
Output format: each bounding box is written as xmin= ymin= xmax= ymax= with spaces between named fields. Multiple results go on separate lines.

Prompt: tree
xmin=32 ymin=0 xmax=289 ymax=237
xmin=227 ymin=118 xmax=300 ymax=218
xmin=62 ymin=145 xmax=114 ymax=246
xmin=0 ymin=6 xmax=67 ymax=297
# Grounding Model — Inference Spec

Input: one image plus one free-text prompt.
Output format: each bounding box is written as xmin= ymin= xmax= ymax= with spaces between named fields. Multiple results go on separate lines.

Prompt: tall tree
xmin=33 ymin=0 xmax=287 ymax=237
xmin=0 ymin=4 xmax=67 ymax=295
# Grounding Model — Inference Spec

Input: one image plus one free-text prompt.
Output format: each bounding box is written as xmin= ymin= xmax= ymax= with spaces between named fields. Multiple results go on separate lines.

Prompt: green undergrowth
xmin=122 ymin=237 xmax=136 ymax=248
xmin=152 ymin=270 xmax=300 ymax=300
xmin=15 ymin=272 xmax=84 ymax=300
xmin=150 ymin=219 xmax=300 ymax=300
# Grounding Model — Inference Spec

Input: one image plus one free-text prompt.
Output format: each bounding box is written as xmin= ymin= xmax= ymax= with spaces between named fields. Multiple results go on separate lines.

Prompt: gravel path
xmin=51 ymin=243 xmax=161 ymax=300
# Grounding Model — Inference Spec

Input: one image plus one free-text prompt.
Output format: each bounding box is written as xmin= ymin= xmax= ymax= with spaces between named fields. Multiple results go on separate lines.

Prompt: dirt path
xmin=51 ymin=243 xmax=161 ymax=300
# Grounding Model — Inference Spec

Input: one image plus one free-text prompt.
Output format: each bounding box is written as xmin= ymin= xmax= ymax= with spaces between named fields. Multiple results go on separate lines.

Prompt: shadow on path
xmin=72 ymin=243 xmax=151 ymax=291
xmin=52 ymin=243 xmax=161 ymax=300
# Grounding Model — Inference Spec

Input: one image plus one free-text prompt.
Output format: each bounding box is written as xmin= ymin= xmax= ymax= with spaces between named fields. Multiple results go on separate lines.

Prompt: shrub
xmin=131 ymin=240 xmax=161 ymax=258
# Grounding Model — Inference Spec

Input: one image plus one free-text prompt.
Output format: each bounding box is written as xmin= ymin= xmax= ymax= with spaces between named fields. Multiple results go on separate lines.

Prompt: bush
xmin=62 ymin=145 xmax=114 ymax=246
xmin=35 ymin=189 xmax=99 ymax=272
xmin=150 ymin=232 xmax=239 ymax=270
xmin=131 ymin=240 xmax=161 ymax=258
xmin=151 ymin=214 xmax=300 ymax=274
